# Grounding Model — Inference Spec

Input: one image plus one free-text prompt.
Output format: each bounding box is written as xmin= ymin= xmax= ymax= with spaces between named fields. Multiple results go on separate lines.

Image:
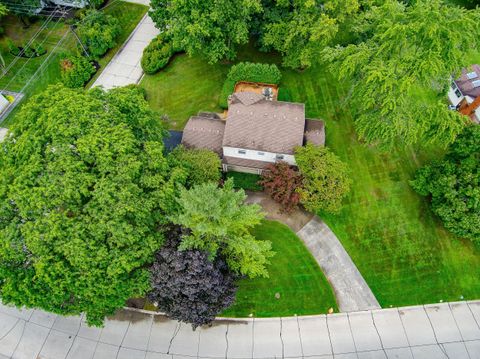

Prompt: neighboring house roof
xmin=454 ymin=64 xmax=480 ymax=98
xmin=223 ymin=92 xmax=305 ymax=154
xmin=304 ymin=119 xmax=325 ymax=146
xmin=181 ymin=116 xmax=225 ymax=155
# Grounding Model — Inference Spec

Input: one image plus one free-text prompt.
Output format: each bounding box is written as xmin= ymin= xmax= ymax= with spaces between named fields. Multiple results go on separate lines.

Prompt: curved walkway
xmin=1 ymin=300 xmax=480 ymax=358
xmin=246 ymin=192 xmax=380 ymax=312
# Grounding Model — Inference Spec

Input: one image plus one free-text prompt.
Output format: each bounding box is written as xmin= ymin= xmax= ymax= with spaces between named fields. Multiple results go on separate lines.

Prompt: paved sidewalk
xmin=1 ymin=300 xmax=479 ymax=358
xmin=297 ymin=217 xmax=381 ymax=312
xmin=92 ymin=12 xmax=159 ymax=89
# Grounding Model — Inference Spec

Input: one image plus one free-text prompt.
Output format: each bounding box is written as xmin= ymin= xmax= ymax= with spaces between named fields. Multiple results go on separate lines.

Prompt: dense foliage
xmin=60 ymin=54 xmax=96 ymax=88
xmin=168 ymin=145 xmax=221 ymax=187
xmin=141 ymin=34 xmax=175 ymax=75
xmin=0 ymin=84 xmax=176 ymax=325
xmin=149 ymin=0 xmax=261 ymax=64
xmin=259 ymin=161 xmax=302 ymax=213
xmin=411 ymin=125 xmax=480 ymax=242
xmin=170 ymin=179 xmax=274 ymax=278
xmin=323 ymin=0 xmax=479 ymax=147
xmin=148 ymin=228 xmax=237 ymax=328
xmin=220 ymin=62 xmax=281 ymax=108
xmin=76 ymin=9 xmax=120 ymax=58
xmin=1 ymin=0 xmax=40 ymax=16
xmin=295 ymin=144 xmax=351 ymax=214
xmin=261 ymin=0 xmax=359 ymax=69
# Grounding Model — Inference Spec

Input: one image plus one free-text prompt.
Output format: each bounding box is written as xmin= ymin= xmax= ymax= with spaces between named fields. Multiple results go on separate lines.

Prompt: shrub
xmin=259 ymin=161 xmax=302 ymax=213
xmin=141 ymin=34 xmax=174 ymax=75
xmin=219 ymin=62 xmax=282 ymax=108
xmin=295 ymin=144 xmax=351 ymax=214
xmin=411 ymin=125 xmax=480 ymax=242
xmin=168 ymin=145 xmax=221 ymax=187
xmin=60 ymin=54 xmax=97 ymax=88
xmin=76 ymin=9 xmax=120 ymax=58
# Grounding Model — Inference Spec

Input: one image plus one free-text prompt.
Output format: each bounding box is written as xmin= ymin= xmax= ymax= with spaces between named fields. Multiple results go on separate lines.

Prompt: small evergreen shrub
xmin=141 ymin=34 xmax=175 ymax=75
xmin=220 ymin=62 xmax=282 ymax=108
xmin=76 ymin=9 xmax=121 ymax=58
xmin=60 ymin=54 xmax=97 ymax=88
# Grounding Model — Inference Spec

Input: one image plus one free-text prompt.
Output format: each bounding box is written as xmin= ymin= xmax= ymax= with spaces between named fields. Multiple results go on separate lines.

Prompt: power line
xmin=20 ymin=29 xmax=71 ymax=93
xmin=0 ymin=8 xmax=58 ymax=78
xmin=1 ymin=9 xmax=66 ymax=92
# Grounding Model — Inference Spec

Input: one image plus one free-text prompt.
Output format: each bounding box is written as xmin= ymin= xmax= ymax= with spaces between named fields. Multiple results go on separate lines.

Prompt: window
xmin=467 ymin=71 xmax=478 ymax=80
xmin=257 ymin=152 xmax=265 ymax=156
xmin=238 ymin=150 xmax=246 ymax=155
xmin=473 ymin=80 xmax=480 ymax=88
xmin=276 ymin=154 xmax=284 ymax=160
xmin=455 ymin=88 xmax=462 ymax=97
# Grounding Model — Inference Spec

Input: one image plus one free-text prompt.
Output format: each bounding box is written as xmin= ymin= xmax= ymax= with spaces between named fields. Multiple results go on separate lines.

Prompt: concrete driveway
xmin=1 ymin=301 xmax=480 ymax=358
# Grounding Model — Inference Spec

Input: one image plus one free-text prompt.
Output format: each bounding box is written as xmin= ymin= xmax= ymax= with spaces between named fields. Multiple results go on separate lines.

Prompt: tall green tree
xmin=261 ymin=0 xmax=360 ymax=69
xmin=295 ymin=144 xmax=351 ymax=214
xmin=149 ymin=0 xmax=262 ymax=63
xmin=411 ymin=125 xmax=480 ymax=242
xmin=323 ymin=0 xmax=479 ymax=147
xmin=0 ymin=84 xmax=181 ymax=325
xmin=170 ymin=179 xmax=274 ymax=278
xmin=168 ymin=145 xmax=221 ymax=187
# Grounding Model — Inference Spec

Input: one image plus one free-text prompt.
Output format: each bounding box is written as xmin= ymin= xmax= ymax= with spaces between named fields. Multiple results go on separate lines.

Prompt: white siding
xmin=223 ymin=146 xmax=296 ymax=166
xmin=448 ymin=85 xmax=463 ymax=106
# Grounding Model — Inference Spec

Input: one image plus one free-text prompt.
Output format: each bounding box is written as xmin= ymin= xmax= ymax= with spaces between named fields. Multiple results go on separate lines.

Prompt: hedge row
xmin=219 ymin=62 xmax=282 ymax=108
xmin=141 ymin=34 xmax=178 ymax=75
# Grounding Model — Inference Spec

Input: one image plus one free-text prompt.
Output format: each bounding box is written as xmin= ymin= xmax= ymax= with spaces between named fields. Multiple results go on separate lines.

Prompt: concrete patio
xmin=1 ymin=300 xmax=479 ymax=358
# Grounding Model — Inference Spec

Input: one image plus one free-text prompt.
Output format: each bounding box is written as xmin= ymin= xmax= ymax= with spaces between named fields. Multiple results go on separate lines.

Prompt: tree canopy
xmin=295 ymin=144 xmax=351 ymax=214
xmin=411 ymin=125 xmax=480 ymax=242
xmin=168 ymin=145 xmax=221 ymax=187
xmin=170 ymin=179 xmax=274 ymax=278
xmin=0 ymin=84 xmax=179 ymax=325
xmin=149 ymin=0 xmax=262 ymax=63
xmin=323 ymin=0 xmax=479 ymax=147
xmin=261 ymin=0 xmax=360 ymax=69
xmin=148 ymin=228 xmax=237 ymax=328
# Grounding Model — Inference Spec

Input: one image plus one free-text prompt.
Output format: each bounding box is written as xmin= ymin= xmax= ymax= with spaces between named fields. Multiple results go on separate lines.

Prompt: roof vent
xmin=473 ymin=80 xmax=480 ymax=88
xmin=467 ymin=71 xmax=478 ymax=80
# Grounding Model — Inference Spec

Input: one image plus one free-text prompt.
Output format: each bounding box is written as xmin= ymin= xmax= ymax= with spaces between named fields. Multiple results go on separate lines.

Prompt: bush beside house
xmin=219 ymin=62 xmax=282 ymax=108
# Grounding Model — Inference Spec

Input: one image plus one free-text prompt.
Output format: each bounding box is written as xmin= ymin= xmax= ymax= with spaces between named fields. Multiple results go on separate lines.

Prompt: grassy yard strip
xmin=86 ymin=1 xmax=148 ymax=86
xmin=140 ymin=44 xmax=480 ymax=311
xmin=222 ymin=220 xmax=338 ymax=317
xmin=226 ymin=172 xmax=263 ymax=191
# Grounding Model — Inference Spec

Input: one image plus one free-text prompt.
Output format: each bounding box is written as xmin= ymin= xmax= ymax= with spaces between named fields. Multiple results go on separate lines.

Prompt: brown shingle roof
xmin=304 ymin=119 xmax=325 ymax=146
xmin=455 ymin=64 xmax=480 ymax=99
xmin=223 ymin=92 xmax=305 ymax=154
xmin=181 ymin=116 xmax=225 ymax=155
xmin=223 ymin=156 xmax=271 ymax=170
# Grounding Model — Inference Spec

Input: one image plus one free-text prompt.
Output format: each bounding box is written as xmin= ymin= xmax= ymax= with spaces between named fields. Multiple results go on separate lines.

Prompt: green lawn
xmin=226 ymin=172 xmax=263 ymax=192
xmin=140 ymin=43 xmax=278 ymax=130
xmin=222 ymin=220 xmax=338 ymax=317
xmin=140 ymin=44 xmax=480 ymax=310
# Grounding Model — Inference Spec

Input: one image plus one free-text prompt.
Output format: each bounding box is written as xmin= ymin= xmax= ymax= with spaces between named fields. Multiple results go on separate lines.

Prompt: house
xmin=181 ymin=89 xmax=325 ymax=174
xmin=448 ymin=65 xmax=480 ymax=123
